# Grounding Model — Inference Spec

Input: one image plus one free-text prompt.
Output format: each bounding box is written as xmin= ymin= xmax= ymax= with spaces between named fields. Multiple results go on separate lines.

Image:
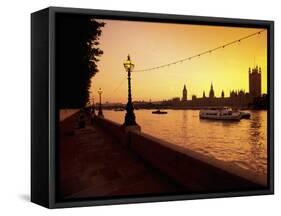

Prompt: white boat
xmin=199 ymin=107 xmax=241 ymax=121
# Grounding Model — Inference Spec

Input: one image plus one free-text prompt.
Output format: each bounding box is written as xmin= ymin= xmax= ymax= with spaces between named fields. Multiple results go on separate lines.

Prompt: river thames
xmin=102 ymin=109 xmax=267 ymax=176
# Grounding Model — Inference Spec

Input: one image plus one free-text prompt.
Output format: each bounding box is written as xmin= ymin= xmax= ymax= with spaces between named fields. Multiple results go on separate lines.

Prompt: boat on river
xmin=239 ymin=111 xmax=251 ymax=119
xmin=199 ymin=107 xmax=241 ymax=121
xmin=152 ymin=109 xmax=168 ymax=114
xmin=114 ymin=108 xmax=125 ymax=111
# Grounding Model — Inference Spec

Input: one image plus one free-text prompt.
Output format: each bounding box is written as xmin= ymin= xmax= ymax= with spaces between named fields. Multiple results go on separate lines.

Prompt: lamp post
xmin=97 ymin=88 xmax=104 ymax=117
xmin=123 ymin=55 xmax=137 ymax=126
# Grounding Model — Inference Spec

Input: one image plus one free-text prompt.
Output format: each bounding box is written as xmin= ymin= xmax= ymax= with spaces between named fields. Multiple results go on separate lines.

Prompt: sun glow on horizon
xmin=90 ymin=19 xmax=267 ymax=103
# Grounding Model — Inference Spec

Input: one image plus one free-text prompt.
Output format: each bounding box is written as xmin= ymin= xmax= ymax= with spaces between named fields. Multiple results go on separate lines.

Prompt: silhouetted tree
xmin=56 ymin=13 xmax=105 ymax=108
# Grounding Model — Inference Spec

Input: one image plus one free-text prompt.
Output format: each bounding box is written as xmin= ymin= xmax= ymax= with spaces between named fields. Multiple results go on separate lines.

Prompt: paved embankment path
xmin=59 ymin=111 xmax=183 ymax=199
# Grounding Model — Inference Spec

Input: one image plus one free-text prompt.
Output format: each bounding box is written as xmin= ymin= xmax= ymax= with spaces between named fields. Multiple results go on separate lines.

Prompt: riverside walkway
xmin=59 ymin=111 xmax=183 ymax=199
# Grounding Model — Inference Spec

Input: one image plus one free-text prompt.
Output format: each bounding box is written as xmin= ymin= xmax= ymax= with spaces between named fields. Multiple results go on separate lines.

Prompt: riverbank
xmin=58 ymin=109 xmax=266 ymax=200
xmin=58 ymin=111 xmax=183 ymax=199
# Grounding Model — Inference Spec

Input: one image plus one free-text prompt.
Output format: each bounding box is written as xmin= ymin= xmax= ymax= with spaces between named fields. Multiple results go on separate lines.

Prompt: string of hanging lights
xmin=109 ymin=29 xmax=265 ymax=94
xmin=133 ymin=29 xmax=265 ymax=72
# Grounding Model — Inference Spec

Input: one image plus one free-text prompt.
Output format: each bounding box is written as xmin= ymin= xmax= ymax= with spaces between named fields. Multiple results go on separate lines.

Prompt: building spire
xmin=221 ymin=90 xmax=225 ymax=98
xmin=209 ymin=82 xmax=215 ymax=98
xmin=182 ymin=84 xmax=187 ymax=101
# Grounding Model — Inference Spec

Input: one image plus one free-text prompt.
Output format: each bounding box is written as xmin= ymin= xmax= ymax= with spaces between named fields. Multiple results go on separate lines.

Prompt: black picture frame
xmin=31 ymin=6 xmax=274 ymax=209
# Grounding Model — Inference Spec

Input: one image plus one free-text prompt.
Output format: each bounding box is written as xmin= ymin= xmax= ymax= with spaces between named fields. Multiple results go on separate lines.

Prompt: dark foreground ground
xmin=59 ymin=112 xmax=184 ymax=200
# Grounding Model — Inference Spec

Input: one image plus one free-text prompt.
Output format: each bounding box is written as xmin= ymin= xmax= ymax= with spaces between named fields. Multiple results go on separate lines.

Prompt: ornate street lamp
xmin=97 ymin=88 xmax=104 ymax=117
xmin=123 ymin=55 xmax=137 ymax=126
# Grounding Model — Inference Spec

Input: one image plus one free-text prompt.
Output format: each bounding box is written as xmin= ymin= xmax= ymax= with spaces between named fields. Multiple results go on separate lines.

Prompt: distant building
xmin=173 ymin=65 xmax=264 ymax=108
xmin=172 ymin=97 xmax=181 ymax=103
xmin=249 ymin=66 xmax=262 ymax=97
xmin=182 ymin=84 xmax=187 ymax=101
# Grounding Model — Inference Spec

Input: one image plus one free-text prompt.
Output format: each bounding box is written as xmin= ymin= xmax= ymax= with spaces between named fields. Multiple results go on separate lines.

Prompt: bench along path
xmin=59 ymin=112 xmax=183 ymax=199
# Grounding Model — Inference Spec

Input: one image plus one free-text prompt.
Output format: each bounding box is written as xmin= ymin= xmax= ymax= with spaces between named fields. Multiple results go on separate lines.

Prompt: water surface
xmin=103 ymin=109 xmax=267 ymax=176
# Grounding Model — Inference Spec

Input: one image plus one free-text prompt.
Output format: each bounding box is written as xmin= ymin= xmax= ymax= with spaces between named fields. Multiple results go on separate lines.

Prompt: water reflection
xmin=247 ymin=111 xmax=267 ymax=175
xmin=181 ymin=110 xmax=187 ymax=141
xmin=102 ymin=109 xmax=267 ymax=176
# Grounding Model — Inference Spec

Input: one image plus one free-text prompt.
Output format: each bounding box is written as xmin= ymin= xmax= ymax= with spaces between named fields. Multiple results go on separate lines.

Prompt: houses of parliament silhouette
xmin=176 ymin=66 xmax=267 ymax=108
xmin=105 ymin=66 xmax=267 ymax=110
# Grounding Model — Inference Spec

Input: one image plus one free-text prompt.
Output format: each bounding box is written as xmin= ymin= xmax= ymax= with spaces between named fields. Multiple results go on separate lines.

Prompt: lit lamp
xmin=123 ymin=55 xmax=137 ymax=126
xmin=97 ymin=88 xmax=104 ymax=117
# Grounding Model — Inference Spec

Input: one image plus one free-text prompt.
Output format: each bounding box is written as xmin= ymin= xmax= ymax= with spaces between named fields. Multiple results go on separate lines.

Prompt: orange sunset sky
xmin=90 ymin=19 xmax=267 ymax=103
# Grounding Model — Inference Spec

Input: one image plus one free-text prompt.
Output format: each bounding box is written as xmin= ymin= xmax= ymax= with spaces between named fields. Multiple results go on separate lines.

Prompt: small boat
xmin=114 ymin=108 xmax=125 ymax=111
xmin=240 ymin=111 xmax=251 ymax=119
xmin=152 ymin=109 xmax=168 ymax=114
xmin=199 ymin=107 xmax=241 ymax=121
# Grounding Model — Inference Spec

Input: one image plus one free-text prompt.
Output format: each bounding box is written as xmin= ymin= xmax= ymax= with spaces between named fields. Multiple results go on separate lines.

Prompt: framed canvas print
xmin=31 ymin=7 xmax=274 ymax=208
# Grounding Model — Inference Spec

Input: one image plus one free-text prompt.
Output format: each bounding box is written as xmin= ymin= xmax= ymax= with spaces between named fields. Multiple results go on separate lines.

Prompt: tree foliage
xmin=56 ymin=13 xmax=105 ymax=108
